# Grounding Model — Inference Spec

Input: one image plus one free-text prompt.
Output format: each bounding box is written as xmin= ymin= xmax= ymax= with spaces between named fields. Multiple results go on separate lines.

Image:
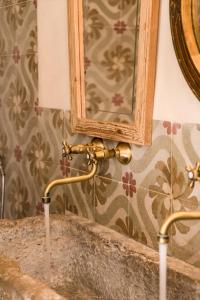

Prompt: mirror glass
xmin=83 ymin=0 xmax=140 ymax=123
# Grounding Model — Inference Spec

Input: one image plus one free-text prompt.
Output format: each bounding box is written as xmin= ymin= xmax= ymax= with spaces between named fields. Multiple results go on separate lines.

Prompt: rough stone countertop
xmin=0 ymin=212 xmax=200 ymax=299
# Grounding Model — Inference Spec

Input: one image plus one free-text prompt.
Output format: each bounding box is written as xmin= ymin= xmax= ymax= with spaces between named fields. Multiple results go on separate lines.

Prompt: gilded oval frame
xmin=170 ymin=0 xmax=200 ymax=100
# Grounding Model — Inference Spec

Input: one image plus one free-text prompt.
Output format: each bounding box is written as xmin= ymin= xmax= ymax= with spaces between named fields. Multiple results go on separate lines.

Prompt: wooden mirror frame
xmin=170 ymin=0 xmax=200 ymax=101
xmin=68 ymin=0 xmax=160 ymax=145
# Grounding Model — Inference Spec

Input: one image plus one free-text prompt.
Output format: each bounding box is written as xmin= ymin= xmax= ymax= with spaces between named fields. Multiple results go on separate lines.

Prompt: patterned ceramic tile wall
xmin=63 ymin=115 xmax=200 ymax=267
xmin=0 ymin=0 xmax=200 ymax=271
xmin=0 ymin=0 xmax=67 ymax=218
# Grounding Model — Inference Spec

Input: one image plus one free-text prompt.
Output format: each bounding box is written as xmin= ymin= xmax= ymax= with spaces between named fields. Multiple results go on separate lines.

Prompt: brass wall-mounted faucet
xmin=42 ymin=138 xmax=132 ymax=204
xmin=158 ymin=161 xmax=200 ymax=244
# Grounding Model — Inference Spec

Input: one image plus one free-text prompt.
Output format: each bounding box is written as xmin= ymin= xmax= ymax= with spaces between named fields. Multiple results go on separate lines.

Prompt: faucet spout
xmin=158 ymin=211 xmax=200 ymax=244
xmin=42 ymin=160 xmax=98 ymax=204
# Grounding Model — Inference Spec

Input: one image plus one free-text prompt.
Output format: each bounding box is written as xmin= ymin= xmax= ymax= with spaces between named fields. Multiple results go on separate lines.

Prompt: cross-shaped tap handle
xmin=186 ymin=161 xmax=200 ymax=188
xmin=86 ymin=148 xmax=97 ymax=165
xmin=62 ymin=141 xmax=73 ymax=161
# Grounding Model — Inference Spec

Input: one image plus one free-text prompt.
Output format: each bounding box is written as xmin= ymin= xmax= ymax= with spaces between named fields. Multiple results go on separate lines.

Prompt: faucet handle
xmin=186 ymin=161 xmax=200 ymax=188
xmin=62 ymin=141 xmax=73 ymax=161
xmin=86 ymin=148 xmax=97 ymax=165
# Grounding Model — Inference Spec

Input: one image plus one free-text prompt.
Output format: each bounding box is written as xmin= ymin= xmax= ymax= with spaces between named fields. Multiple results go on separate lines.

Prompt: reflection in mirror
xmin=192 ymin=0 xmax=200 ymax=51
xmin=83 ymin=1 xmax=140 ymax=124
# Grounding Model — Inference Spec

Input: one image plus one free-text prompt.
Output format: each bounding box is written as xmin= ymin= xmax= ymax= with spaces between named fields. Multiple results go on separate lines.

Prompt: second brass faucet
xmin=158 ymin=160 xmax=200 ymax=244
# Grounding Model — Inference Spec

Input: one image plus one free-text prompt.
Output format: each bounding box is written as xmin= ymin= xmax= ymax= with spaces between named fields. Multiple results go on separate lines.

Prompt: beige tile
xmin=4 ymin=84 xmax=37 ymax=138
xmin=171 ymin=122 xmax=200 ymax=265
xmin=128 ymin=186 xmax=172 ymax=250
xmin=0 ymin=6 xmax=15 ymax=55
xmin=85 ymin=27 xmax=137 ymax=122
xmin=1 ymin=103 xmax=38 ymax=206
xmin=64 ymin=168 xmax=95 ymax=221
xmin=0 ymin=56 xmax=16 ymax=94
xmin=119 ymin=0 xmax=140 ymax=29
xmin=87 ymin=0 xmax=121 ymax=23
xmin=0 ymin=0 xmax=15 ymax=7
xmin=0 ymin=127 xmax=9 ymax=162
xmin=15 ymin=0 xmax=37 ymax=55
xmin=5 ymin=155 xmax=40 ymax=219
xmin=37 ymin=107 xmax=65 ymax=161
xmin=0 ymin=63 xmax=17 ymax=164
xmin=25 ymin=108 xmax=65 ymax=197
xmin=97 ymin=120 xmax=172 ymax=193
xmin=94 ymin=176 xmax=129 ymax=235
xmin=16 ymin=53 xmax=38 ymax=106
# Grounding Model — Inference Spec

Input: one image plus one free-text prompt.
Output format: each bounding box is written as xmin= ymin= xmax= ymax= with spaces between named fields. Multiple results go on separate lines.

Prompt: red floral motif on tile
xmin=114 ymin=21 xmax=127 ymax=34
xmin=60 ymin=158 xmax=70 ymax=177
xmin=163 ymin=121 xmax=181 ymax=135
xmin=112 ymin=93 xmax=124 ymax=106
xmin=14 ymin=145 xmax=22 ymax=162
xmin=12 ymin=46 xmax=20 ymax=64
xmin=85 ymin=57 xmax=91 ymax=70
xmin=122 ymin=172 xmax=136 ymax=197
xmin=35 ymin=105 xmax=43 ymax=116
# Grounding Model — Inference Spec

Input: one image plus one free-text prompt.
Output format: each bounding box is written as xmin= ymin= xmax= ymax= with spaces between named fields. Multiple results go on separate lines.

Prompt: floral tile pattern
xmin=15 ymin=0 xmax=37 ymax=55
xmin=94 ymin=176 xmax=128 ymax=234
xmin=0 ymin=5 xmax=15 ymax=55
xmin=62 ymin=117 xmax=200 ymax=265
xmin=0 ymin=1 xmax=15 ymax=8
xmin=36 ymin=107 xmax=64 ymax=166
xmin=65 ymin=168 xmax=95 ymax=221
xmin=170 ymin=123 xmax=200 ymax=266
xmin=16 ymin=53 xmax=38 ymax=106
xmin=96 ymin=120 xmax=172 ymax=191
xmin=130 ymin=186 xmax=171 ymax=250
xmin=5 ymin=159 xmax=40 ymax=219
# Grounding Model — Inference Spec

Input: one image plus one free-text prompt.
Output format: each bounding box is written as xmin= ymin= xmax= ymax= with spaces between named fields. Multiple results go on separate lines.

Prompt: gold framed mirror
xmin=68 ymin=1 xmax=160 ymax=145
xmin=170 ymin=0 xmax=200 ymax=101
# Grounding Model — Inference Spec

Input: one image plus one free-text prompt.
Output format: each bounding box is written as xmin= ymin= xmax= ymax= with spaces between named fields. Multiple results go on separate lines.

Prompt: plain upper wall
xmin=37 ymin=0 xmax=70 ymax=110
xmin=37 ymin=0 xmax=200 ymax=122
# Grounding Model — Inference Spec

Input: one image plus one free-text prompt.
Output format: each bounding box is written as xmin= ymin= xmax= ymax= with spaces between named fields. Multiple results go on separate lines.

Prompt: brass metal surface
xmin=62 ymin=138 xmax=105 ymax=160
xmin=115 ymin=142 xmax=132 ymax=165
xmin=42 ymin=160 xmax=98 ymax=199
xmin=158 ymin=211 xmax=200 ymax=244
xmin=185 ymin=161 xmax=200 ymax=188
xmin=62 ymin=138 xmax=132 ymax=165
xmin=42 ymin=138 xmax=132 ymax=203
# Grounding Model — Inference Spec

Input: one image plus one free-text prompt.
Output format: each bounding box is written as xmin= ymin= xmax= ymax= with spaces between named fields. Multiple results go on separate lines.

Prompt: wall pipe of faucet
xmin=0 ymin=158 xmax=5 ymax=219
xmin=42 ymin=160 xmax=98 ymax=204
xmin=158 ymin=211 xmax=200 ymax=244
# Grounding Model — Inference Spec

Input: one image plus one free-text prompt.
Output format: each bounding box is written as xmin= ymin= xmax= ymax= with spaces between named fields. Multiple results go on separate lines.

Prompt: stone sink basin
xmin=0 ymin=212 xmax=200 ymax=299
